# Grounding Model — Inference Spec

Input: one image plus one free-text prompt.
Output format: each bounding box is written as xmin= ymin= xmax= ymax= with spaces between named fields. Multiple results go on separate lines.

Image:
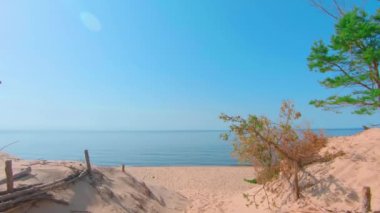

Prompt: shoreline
xmin=0 ymin=128 xmax=363 ymax=167
xmin=0 ymin=129 xmax=378 ymax=212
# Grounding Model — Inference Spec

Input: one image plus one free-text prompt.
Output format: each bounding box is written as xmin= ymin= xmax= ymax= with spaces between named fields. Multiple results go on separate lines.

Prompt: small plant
xmin=221 ymin=100 xmax=328 ymax=199
xmin=244 ymin=178 xmax=257 ymax=184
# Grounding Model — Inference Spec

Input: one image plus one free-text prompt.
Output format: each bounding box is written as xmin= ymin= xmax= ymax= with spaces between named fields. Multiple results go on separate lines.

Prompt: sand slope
xmin=0 ymin=155 xmax=187 ymax=213
xmin=223 ymin=128 xmax=380 ymax=212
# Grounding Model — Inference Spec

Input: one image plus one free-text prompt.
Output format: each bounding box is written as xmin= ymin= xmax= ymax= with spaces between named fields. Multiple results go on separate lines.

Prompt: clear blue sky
xmin=0 ymin=0 xmax=378 ymax=130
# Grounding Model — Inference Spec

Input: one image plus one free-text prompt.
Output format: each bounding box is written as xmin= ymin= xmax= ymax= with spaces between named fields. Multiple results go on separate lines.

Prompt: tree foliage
xmin=308 ymin=8 xmax=380 ymax=114
xmin=220 ymin=101 xmax=327 ymax=199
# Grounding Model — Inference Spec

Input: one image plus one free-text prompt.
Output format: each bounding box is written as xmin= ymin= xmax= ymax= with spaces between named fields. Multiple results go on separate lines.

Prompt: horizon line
xmin=0 ymin=127 xmax=365 ymax=132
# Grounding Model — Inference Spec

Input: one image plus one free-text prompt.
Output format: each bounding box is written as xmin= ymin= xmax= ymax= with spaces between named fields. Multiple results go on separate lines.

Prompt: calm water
xmin=0 ymin=129 xmax=361 ymax=166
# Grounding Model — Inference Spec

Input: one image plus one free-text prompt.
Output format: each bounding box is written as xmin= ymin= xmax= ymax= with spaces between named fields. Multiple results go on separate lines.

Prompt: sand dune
xmin=0 ymin=128 xmax=379 ymax=212
xmin=222 ymin=128 xmax=380 ymax=212
xmin=0 ymin=155 xmax=187 ymax=213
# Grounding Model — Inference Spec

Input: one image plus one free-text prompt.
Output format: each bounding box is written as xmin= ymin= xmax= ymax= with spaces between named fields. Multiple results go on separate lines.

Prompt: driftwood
xmin=0 ymin=170 xmax=87 ymax=202
xmin=0 ymin=192 xmax=69 ymax=211
xmin=0 ymin=141 xmax=19 ymax=152
xmin=0 ymin=192 xmax=53 ymax=211
xmin=0 ymin=183 xmax=43 ymax=196
xmin=0 ymin=167 xmax=31 ymax=185
xmin=0 ymin=169 xmax=87 ymax=212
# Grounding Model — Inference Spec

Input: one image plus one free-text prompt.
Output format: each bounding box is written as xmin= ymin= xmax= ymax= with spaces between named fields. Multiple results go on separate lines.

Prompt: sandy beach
xmin=128 ymin=128 xmax=380 ymax=212
xmin=0 ymin=128 xmax=379 ymax=212
xmin=127 ymin=166 xmax=255 ymax=212
xmin=2 ymin=1 xmax=379 ymax=212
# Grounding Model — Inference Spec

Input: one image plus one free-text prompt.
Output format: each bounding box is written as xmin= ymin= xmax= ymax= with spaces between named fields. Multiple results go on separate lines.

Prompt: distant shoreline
xmin=0 ymin=127 xmax=364 ymax=132
xmin=0 ymin=129 xmax=363 ymax=166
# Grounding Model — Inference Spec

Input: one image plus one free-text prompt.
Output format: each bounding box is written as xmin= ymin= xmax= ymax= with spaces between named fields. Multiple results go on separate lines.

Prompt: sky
xmin=0 ymin=0 xmax=379 ymax=130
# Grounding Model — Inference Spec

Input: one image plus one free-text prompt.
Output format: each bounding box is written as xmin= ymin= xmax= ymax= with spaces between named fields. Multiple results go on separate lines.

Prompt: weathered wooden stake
xmin=362 ymin=186 xmax=371 ymax=213
xmin=0 ymin=167 xmax=31 ymax=185
xmin=84 ymin=150 xmax=92 ymax=176
xmin=293 ymin=161 xmax=300 ymax=200
xmin=122 ymin=164 xmax=125 ymax=172
xmin=5 ymin=160 xmax=13 ymax=192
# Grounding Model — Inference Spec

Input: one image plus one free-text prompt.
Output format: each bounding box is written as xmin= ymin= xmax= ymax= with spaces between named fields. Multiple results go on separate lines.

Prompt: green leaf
xmin=308 ymin=8 xmax=380 ymax=115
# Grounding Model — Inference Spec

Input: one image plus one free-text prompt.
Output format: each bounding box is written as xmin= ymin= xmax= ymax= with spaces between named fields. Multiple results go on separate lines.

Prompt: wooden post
xmin=84 ymin=150 xmax=92 ymax=176
xmin=5 ymin=160 xmax=13 ymax=192
xmin=362 ymin=186 xmax=371 ymax=213
xmin=293 ymin=161 xmax=300 ymax=200
xmin=122 ymin=164 xmax=125 ymax=172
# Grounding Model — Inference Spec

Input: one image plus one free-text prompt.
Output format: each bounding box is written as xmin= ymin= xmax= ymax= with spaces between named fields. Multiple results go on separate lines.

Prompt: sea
xmin=0 ymin=129 xmax=361 ymax=166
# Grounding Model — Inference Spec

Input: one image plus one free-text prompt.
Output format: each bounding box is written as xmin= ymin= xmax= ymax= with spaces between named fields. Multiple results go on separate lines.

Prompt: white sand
xmin=129 ymin=128 xmax=380 ymax=212
xmin=0 ymin=155 xmax=187 ymax=213
xmin=0 ymin=128 xmax=379 ymax=212
xmin=223 ymin=128 xmax=380 ymax=212
xmin=127 ymin=166 xmax=255 ymax=212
